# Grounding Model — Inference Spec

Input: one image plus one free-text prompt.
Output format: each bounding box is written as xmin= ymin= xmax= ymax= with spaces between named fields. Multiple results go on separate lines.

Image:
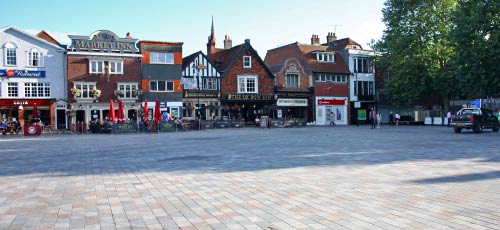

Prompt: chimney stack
xmin=224 ymin=34 xmax=232 ymax=49
xmin=311 ymin=34 xmax=320 ymax=45
xmin=326 ymin=32 xmax=337 ymax=43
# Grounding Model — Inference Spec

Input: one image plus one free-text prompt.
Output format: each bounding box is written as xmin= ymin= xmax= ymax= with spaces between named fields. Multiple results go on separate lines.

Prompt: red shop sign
xmin=0 ymin=99 xmax=52 ymax=106
xmin=317 ymin=99 xmax=345 ymax=106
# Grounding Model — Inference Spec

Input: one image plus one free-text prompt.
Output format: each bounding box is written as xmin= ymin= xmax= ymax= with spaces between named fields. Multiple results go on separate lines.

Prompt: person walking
xmin=369 ymin=108 xmax=376 ymax=129
xmin=395 ymin=113 xmax=400 ymax=126
xmin=376 ymin=112 xmax=382 ymax=128
xmin=330 ymin=111 xmax=336 ymax=127
xmin=446 ymin=111 xmax=452 ymax=127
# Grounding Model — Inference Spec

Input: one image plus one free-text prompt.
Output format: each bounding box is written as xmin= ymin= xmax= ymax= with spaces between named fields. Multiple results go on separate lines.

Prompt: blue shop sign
xmin=0 ymin=69 xmax=46 ymax=78
xmin=160 ymin=102 xmax=167 ymax=108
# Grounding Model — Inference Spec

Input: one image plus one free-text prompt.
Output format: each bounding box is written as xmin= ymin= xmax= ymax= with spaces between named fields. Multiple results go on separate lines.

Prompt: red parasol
xmin=108 ymin=100 xmax=116 ymax=123
xmin=117 ymin=100 xmax=125 ymax=123
xmin=154 ymin=99 xmax=162 ymax=123
xmin=143 ymin=100 xmax=149 ymax=124
xmin=32 ymin=103 xmax=40 ymax=123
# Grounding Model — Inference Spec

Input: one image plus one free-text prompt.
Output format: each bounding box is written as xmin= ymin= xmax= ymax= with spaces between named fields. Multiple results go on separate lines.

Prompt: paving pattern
xmin=0 ymin=125 xmax=499 ymax=230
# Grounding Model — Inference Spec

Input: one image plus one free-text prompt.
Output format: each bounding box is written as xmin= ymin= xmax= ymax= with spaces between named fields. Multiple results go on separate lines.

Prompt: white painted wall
xmin=0 ymin=27 xmax=66 ymax=100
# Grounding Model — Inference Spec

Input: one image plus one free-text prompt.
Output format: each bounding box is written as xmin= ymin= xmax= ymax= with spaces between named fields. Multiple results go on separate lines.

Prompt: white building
xmin=0 ymin=26 xmax=66 ymax=130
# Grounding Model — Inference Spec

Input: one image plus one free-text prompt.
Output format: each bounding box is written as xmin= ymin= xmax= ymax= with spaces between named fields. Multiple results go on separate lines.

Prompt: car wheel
xmin=454 ymin=127 xmax=462 ymax=133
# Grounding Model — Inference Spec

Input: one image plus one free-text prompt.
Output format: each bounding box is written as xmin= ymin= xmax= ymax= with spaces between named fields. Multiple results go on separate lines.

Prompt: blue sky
xmin=1 ymin=0 xmax=386 ymax=57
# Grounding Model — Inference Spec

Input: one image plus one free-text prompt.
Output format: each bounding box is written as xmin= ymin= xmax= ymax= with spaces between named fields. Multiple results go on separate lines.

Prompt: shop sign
xmin=69 ymin=30 xmax=138 ymax=52
xmin=225 ymin=94 xmax=277 ymax=101
xmin=317 ymin=99 xmax=345 ymax=106
xmin=277 ymin=98 xmax=308 ymax=107
xmin=277 ymin=92 xmax=309 ymax=98
xmin=0 ymin=99 xmax=52 ymax=106
xmin=184 ymin=91 xmax=219 ymax=98
xmin=0 ymin=69 xmax=46 ymax=78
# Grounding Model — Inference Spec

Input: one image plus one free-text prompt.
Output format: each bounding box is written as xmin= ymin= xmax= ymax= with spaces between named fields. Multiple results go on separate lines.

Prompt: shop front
xmin=69 ymin=100 xmax=139 ymax=132
xmin=220 ymin=93 xmax=277 ymax=126
xmin=315 ymin=97 xmax=348 ymax=125
xmin=0 ymin=99 xmax=57 ymax=131
xmin=183 ymin=90 xmax=220 ymax=120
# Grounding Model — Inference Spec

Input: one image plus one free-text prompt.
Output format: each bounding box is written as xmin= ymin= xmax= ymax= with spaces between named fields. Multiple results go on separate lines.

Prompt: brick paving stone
xmin=0 ymin=126 xmax=500 ymax=229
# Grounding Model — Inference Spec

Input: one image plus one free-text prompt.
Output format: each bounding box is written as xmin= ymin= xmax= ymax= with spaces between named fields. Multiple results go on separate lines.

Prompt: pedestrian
xmin=389 ymin=112 xmax=394 ymax=125
xmin=446 ymin=111 xmax=451 ymax=127
xmin=330 ymin=111 xmax=336 ymax=127
xmin=395 ymin=113 xmax=400 ymax=126
xmin=369 ymin=108 xmax=376 ymax=129
xmin=376 ymin=112 xmax=382 ymax=128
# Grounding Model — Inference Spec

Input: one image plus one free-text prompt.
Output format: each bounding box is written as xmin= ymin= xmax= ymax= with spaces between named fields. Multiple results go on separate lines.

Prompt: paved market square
xmin=0 ymin=126 xmax=499 ymax=230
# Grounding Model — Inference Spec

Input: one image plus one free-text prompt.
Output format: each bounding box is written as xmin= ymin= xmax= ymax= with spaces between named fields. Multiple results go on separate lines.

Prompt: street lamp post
xmin=193 ymin=61 xmax=206 ymax=130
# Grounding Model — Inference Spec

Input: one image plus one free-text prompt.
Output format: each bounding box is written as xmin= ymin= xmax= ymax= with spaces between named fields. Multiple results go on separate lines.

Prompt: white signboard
xmin=277 ymin=109 xmax=282 ymax=118
xmin=354 ymin=102 xmax=361 ymax=108
xmin=277 ymin=98 xmax=308 ymax=107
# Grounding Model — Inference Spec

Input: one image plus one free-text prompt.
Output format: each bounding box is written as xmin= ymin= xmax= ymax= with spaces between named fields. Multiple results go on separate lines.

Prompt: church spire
xmin=207 ymin=16 xmax=216 ymax=58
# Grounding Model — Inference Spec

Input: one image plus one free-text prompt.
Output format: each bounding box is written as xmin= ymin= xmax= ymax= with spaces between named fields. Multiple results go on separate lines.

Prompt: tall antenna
xmin=329 ymin=24 xmax=343 ymax=33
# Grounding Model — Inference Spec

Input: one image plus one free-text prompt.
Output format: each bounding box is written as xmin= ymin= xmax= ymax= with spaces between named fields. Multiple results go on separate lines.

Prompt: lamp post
xmin=193 ymin=61 xmax=206 ymax=130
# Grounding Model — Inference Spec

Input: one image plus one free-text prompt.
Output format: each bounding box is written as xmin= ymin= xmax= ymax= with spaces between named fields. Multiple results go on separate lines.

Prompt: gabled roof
xmin=210 ymin=40 xmax=275 ymax=78
xmin=265 ymin=42 xmax=350 ymax=75
xmin=36 ymin=30 xmax=61 ymax=46
xmin=182 ymin=51 xmax=201 ymax=69
xmin=322 ymin=37 xmax=363 ymax=51
xmin=0 ymin=25 xmax=65 ymax=51
xmin=182 ymin=50 xmax=218 ymax=71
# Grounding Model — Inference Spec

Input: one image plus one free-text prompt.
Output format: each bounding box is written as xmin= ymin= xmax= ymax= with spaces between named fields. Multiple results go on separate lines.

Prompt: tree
xmin=371 ymin=0 xmax=456 ymax=109
xmin=451 ymin=0 xmax=500 ymax=99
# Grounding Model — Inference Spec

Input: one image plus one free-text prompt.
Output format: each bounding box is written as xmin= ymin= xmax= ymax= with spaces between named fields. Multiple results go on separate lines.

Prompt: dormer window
xmin=243 ymin=56 xmax=251 ymax=68
xmin=316 ymin=52 xmax=334 ymax=63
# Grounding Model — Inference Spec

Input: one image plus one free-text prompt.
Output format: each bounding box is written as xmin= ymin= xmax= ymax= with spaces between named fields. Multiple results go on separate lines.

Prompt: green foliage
xmin=373 ymin=0 xmax=500 ymax=106
xmin=451 ymin=0 xmax=500 ymax=98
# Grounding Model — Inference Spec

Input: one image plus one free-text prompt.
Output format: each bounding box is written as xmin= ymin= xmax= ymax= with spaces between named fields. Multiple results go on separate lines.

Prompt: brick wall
xmin=275 ymin=59 xmax=309 ymax=90
xmin=67 ymin=56 xmax=141 ymax=101
xmin=221 ymin=50 xmax=274 ymax=94
xmin=315 ymin=83 xmax=348 ymax=97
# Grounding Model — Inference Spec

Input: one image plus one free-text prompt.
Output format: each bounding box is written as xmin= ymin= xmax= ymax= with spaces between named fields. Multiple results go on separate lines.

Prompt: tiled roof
xmin=322 ymin=37 xmax=363 ymax=50
xmin=210 ymin=44 xmax=244 ymax=72
xmin=265 ymin=42 xmax=350 ymax=75
xmin=36 ymin=31 xmax=61 ymax=46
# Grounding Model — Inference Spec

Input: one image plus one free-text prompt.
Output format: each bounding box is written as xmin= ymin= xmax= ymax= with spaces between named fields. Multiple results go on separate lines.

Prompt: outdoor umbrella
xmin=32 ymin=103 xmax=40 ymax=124
xmin=108 ymin=100 xmax=116 ymax=123
xmin=117 ymin=100 xmax=125 ymax=123
xmin=143 ymin=100 xmax=149 ymax=124
xmin=154 ymin=99 xmax=162 ymax=123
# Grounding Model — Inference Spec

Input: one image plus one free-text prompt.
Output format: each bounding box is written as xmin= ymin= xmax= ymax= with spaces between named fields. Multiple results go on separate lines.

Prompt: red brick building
xmin=207 ymin=21 xmax=275 ymax=124
xmin=67 ymin=30 xmax=142 ymax=131
xmin=265 ymin=36 xmax=351 ymax=125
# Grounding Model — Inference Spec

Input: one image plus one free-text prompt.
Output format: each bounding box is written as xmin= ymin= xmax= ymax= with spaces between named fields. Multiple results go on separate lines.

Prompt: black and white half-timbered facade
xmin=181 ymin=51 xmax=221 ymax=120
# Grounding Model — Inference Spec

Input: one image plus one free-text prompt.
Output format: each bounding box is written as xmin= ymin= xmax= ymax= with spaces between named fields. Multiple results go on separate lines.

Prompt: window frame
xmin=237 ymin=75 xmax=258 ymax=93
xmin=150 ymin=52 xmax=174 ymax=64
xmin=243 ymin=56 xmax=252 ymax=68
xmin=109 ymin=61 xmax=123 ymax=74
xmin=7 ymin=82 xmax=18 ymax=97
xmin=202 ymin=78 xmax=218 ymax=90
xmin=74 ymin=82 xmax=96 ymax=99
xmin=117 ymin=83 xmax=139 ymax=98
xmin=28 ymin=48 xmax=44 ymax=67
xmin=150 ymin=80 xmax=174 ymax=92
xmin=24 ymin=82 xmax=51 ymax=98
xmin=285 ymin=73 xmax=299 ymax=88
xmin=4 ymin=43 xmax=18 ymax=66
xmin=89 ymin=60 xmax=104 ymax=74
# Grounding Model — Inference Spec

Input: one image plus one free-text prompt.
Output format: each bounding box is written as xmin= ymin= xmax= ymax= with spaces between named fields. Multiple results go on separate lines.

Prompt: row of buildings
xmin=0 ymin=22 xmax=376 ymax=130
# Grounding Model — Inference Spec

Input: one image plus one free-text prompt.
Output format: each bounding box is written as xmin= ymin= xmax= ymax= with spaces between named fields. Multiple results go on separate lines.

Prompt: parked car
xmin=450 ymin=108 xmax=499 ymax=133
